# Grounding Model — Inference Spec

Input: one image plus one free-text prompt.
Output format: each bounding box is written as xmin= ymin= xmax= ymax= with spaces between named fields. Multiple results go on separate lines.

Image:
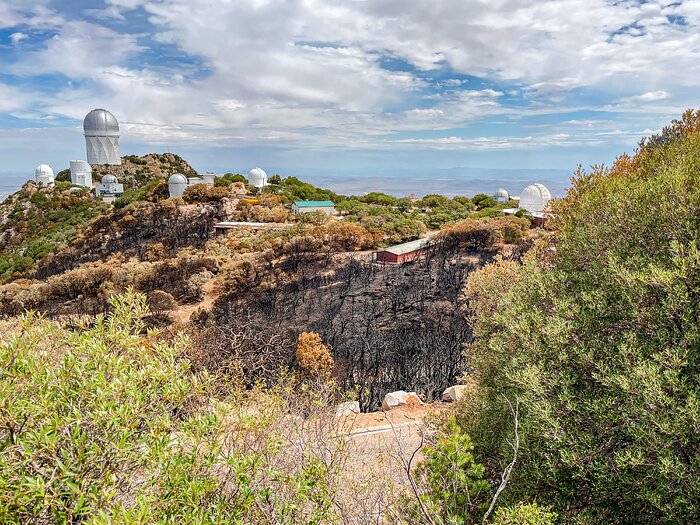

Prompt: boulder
xmin=442 ymin=385 xmax=468 ymax=403
xmin=335 ymin=401 xmax=360 ymax=417
xmin=382 ymin=390 xmax=423 ymax=411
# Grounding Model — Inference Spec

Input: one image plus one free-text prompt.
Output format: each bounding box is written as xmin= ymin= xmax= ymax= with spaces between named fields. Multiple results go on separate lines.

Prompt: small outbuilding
xmin=292 ymin=200 xmax=336 ymax=215
xmin=373 ymin=238 xmax=432 ymax=264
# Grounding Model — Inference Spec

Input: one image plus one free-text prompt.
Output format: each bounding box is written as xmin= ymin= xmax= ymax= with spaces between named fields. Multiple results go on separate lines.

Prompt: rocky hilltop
xmin=57 ymin=153 xmax=199 ymax=190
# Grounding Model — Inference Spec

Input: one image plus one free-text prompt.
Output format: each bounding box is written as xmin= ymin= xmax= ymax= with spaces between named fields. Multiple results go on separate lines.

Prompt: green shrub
xmin=0 ymin=291 xmax=353 ymax=524
xmin=461 ymin=113 xmax=700 ymax=523
xmin=397 ymin=418 xmax=490 ymax=525
xmin=491 ymin=502 xmax=557 ymax=525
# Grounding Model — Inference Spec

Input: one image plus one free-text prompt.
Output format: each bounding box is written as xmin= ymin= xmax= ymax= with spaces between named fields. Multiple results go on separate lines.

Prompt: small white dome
xmin=83 ymin=109 xmax=119 ymax=136
xmin=102 ymin=174 xmax=118 ymax=184
xmin=493 ymin=188 xmax=510 ymax=203
xmin=168 ymin=173 xmax=189 ymax=198
xmin=35 ymin=164 xmax=54 ymax=186
xmin=519 ymin=183 xmax=551 ymax=214
xmin=248 ymin=167 xmax=268 ymax=188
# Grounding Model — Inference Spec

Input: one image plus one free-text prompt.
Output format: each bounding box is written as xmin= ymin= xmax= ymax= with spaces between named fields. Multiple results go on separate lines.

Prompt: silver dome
xmin=102 ymin=174 xmax=118 ymax=184
xmin=83 ymin=109 xmax=119 ymax=136
xmin=168 ymin=173 xmax=189 ymax=198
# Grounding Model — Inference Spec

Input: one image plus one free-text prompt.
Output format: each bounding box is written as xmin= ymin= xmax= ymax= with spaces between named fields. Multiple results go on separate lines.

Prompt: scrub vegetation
xmin=3 ymin=112 xmax=700 ymax=523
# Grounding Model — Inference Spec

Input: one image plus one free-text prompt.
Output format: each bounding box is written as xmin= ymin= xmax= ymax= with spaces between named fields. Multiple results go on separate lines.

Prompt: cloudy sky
xmin=1 ymin=0 xmax=699 ymax=194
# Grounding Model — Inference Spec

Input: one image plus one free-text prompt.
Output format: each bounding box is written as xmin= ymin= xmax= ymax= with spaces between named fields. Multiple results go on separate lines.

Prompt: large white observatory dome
xmin=493 ymin=188 xmax=510 ymax=203
xmin=83 ymin=109 xmax=121 ymax=165
xmin=168 ymin=173 xmax=189 ymax=198
xmin=518 ymin=183 xmax=551 ymax=214
xmin=35 ymin=164 xmax=54 ymax=186
xmin=248 ymin=167 xmax=268 ymax=188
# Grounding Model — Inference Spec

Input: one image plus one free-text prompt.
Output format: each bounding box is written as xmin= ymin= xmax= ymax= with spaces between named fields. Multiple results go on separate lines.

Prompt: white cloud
xmin=629 ymin=90 xmax=670 ymax=102
xmin=2 ymin=0 xmax=700 ymax=156
xmin=9 ymin=32 xmax=27 ymax=44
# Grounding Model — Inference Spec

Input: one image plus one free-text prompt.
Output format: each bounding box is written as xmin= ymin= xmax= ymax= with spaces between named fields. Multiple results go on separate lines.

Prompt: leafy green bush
xmin=491 ymin=502 xmax=557 ymax=525
xmin=398 ymin=418 xmax=490 ymax=525
xmin=461 ymin=113 xmax=700 ymax=523
xmin=0 ymin=291 xmax=358 ymax=524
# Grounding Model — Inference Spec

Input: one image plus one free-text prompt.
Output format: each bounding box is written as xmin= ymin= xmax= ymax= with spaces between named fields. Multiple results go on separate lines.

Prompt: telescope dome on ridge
xmin=83 ymin=108 xmax=121 ymax=165
xmin=168 ymin=173 xmax=189 ymax=198
xmin=248 ymin=167 xmax=268 ymax=188
xmin=493 ymin=187 xmax=510 ymax=203
xmin=35 ymin=164 xmax=54 ymax=186
xmin=518 ymin=183 xmax=551 ymax=214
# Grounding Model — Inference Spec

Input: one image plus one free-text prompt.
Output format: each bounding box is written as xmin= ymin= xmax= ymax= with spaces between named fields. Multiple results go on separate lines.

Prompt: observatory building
xmin=84 ymin=109 xmax=121 ymax=165
xmin=95 ymin=174 xmax=124 ymax=202
xmin=248 ymin=167 xmax=268 ymax=188
xmin=493 ymin=188 xmax=510 ymax=203
xmin=167 ymin=172 xmax=215 ymax=198
xmin=503 ymin=183 xmax=552 ymax=226
xmin=168 ymin=173 xmax=189 ymax=198
xmin=69 ymin=160 xmax=93 ymax=188
xmin=518 ymin=183 xmax=551 ymax=214
xmin=35 ymin=164 xmax=55 ymax=187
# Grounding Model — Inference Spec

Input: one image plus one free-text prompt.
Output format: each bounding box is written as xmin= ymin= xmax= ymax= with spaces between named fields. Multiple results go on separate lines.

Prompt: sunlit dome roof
xmin=83 ymin=109 xmax=119 ymax=136
xmin=494 ymin=188 xmax=509 ymax=198
xmin=35 ymin=164 xmax=54 ymax=178
xmin=248 ymin=167 xmax=267 ymax=188
xmin=519 ymin=183 xmax=551 ymax=214
xmin=168 ymin=173 xmax=188 ymax=184
xmin=102 ymin=174 xmax=118 ymax=184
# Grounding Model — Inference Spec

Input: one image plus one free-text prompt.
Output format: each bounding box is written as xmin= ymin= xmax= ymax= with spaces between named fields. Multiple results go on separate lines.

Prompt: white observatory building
xmin=95 ymin=174 xmax=124 ymax=202
xmin=248 ymin=167 xmax=268 ymax=188
xmin=518 ymin=183 xmax=551 ymax=215
xmin=35 ymin=164 xmax=55 ymax=187
xmin=493 ymin=188 xmax=510 ymax=203
xmin=84 ymin=109 xmax=121 ymax=165
xmin=168 ymin=173 xmax=189 ymax=198
xmin=69 ymin=160 xmax=93 ymax=188
xmin=503 ymin=183 xmax=552 ymax=226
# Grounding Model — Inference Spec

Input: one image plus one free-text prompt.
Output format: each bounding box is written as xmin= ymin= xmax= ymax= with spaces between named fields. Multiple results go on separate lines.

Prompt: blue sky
xmin=1 ymin=0 xmax=700 ymax=196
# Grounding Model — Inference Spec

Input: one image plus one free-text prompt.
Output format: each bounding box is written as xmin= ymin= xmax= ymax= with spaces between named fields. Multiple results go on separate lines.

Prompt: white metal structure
xmin=518 ymin=183 xmax=551 ymax=214
xmin=69 ymin=160 xmax=93 ymax=187
xmin=84 ymin=109 xmax=121 ymax=165
xmin=35 ymin=164 xmax=54 ymax=186
xmin=96 ymin=174 xmax=124 ymax=196
xmin=493 ymin=188 xmax=510 ymax=203
xmin=248 ymin=167 xmax=268 ymax=188
xmin=168 ymin=173 xmax=189 ymax=198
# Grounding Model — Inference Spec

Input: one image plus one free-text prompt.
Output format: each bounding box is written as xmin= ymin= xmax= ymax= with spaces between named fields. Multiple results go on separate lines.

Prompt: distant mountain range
xmin=0 ymin=165 xmax=572 ymax=202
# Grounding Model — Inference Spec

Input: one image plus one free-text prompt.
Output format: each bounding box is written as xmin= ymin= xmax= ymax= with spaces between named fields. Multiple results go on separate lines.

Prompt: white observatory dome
xmin=168 ymin=173 xmax=189 ymax=198
xmin=493 ymin=188 xmax=510 ymax=203
xmin=248 ymin=167 xmax=268 ymax=188
xmin=102 ymin=174 xmax=118 ymax=185
xmin=35 ymin=164 xmax=54 ymax=186
xmin=83 ymin=108 xmax=121 ymax=165
xmin=518 ymin=183 xmax=551 ymax=214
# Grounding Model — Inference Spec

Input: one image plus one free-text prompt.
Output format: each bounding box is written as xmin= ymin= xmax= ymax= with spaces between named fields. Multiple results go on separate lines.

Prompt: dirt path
xmin=171 ymin=278 xmax=219 ymax=324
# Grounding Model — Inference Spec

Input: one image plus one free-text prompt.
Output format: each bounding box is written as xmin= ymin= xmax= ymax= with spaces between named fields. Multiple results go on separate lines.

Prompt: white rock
xmin=381 ymin=390 xmax=423 ymax=411
xmin=335 ymin=401 xmax=360 ymax=417
xmin=442 ymin=385 xmax=468 ymax=403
